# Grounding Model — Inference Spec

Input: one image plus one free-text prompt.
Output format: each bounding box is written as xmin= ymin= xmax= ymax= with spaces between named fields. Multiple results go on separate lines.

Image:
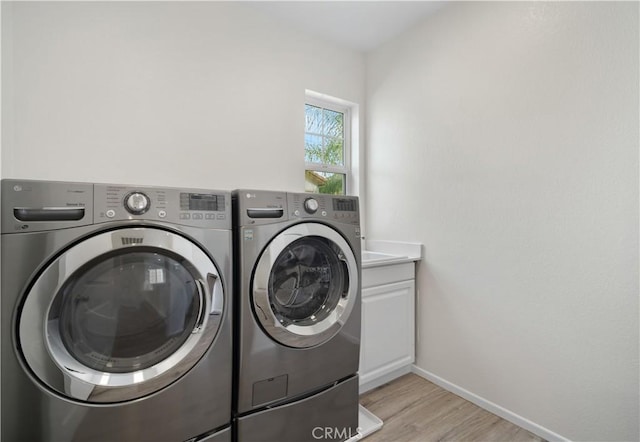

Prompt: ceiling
xmin=244 ymin=1 xmax=446 ymax=52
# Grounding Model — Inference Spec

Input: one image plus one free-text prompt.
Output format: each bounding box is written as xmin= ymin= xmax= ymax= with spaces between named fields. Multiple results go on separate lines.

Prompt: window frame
xmin=304 ymin=95 xmax=352 ymax=195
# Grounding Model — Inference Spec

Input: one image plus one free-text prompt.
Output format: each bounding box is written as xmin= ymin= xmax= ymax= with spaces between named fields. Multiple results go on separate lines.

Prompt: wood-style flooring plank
xmin=360 ymin=374 xmax=545 ymax=442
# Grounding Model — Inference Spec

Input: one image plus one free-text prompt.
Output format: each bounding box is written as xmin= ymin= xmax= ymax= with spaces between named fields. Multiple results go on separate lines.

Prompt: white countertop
xmin=361 ymin=250 xmax=413 ymax=268
xmin=361 ymin=240 xmax=422 ymax=268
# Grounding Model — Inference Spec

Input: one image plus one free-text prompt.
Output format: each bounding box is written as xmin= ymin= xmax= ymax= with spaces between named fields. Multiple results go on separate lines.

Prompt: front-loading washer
xmin=232 ymin=190 xmax=361 ymax=442
xmin=1 ymin=179 xmax=233 ymax=442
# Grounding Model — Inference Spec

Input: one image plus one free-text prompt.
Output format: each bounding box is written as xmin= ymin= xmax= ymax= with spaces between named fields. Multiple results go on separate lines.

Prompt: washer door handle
xmin=208 ymin=273 xmax=223 ymax=315
xmin=193 ymin=279 xmax=209 ymax=334
xmin=338 ymin=254 xmax=350 ymax=298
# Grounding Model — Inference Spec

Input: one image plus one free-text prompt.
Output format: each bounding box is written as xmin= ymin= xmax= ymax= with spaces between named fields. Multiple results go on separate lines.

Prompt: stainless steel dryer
xmin=233 ymin=190 xmax=361 ymax=442
xmin=1 ymin=179 xmax=233 ymax=442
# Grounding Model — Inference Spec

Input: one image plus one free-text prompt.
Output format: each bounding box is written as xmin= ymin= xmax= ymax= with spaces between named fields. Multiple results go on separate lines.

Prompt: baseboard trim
xmin=359 ymin=365 xmax=412 ymax=394
xmin=411 ymin=365 xmax=569 ymax=442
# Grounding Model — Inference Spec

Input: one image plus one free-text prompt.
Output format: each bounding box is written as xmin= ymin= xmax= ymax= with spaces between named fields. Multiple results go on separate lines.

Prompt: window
xmin=305 ymin=96 xmax=351 ymax=195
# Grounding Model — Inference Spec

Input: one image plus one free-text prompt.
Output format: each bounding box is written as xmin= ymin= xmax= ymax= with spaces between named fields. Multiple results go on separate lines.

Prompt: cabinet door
xmin=359 ymin=280 xmax=415 ymax=386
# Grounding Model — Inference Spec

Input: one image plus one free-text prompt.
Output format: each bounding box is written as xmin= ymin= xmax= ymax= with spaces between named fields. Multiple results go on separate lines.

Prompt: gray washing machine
xmin=232 ymin=190 xmax=361 ymax=442
xmin=1 ymin=179 xmax=233 ymax=442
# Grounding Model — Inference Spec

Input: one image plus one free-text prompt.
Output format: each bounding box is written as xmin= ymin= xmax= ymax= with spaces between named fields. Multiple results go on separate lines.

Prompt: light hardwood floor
xmin=359 ymin=374 xmax=545 ymax=442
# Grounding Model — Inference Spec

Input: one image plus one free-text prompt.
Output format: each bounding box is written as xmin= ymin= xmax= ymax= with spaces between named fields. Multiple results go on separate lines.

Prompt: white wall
xmin=366 ymin=2 xmax=638 ymax=441
xmin=3 ymin=1 xmax=639 ymax=440
xmin=1 ymin=1 xmax=365 ymax=192
xmin=1 ymin=1 xmax=9 ymax=179
xmin=0 ymin=4 xmax=4 ymax=438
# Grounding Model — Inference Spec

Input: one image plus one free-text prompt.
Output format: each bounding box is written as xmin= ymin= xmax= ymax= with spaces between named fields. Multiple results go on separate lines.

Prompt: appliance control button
xmin=304 ymin=198 xmax=319 ymax=214
xmin=321 ymin=210 xmax=327 ymax=217
xmin=124 ymin=192 xmax=150 ymax=215
xmin=294 ymin=209 xmax=300 ymax=216
xmin=106 ymin=209 xmax=116 ymax=218
xmin=158 ymin=210 xmax=167 ymax=218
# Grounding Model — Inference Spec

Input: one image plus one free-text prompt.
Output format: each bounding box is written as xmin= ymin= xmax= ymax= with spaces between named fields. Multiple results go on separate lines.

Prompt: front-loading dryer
xmin=1 ymin=179 xmax=233 ymax=442
xmin=233 ymin=190 xmax=361 ymax=442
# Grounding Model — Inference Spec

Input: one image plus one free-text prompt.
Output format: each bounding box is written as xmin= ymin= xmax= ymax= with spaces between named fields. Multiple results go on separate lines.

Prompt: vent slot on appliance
xmin=121 ymin=237 xmax=144 ymax=245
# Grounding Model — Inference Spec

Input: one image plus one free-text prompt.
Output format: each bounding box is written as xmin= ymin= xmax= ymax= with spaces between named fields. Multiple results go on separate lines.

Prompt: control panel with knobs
xmin=124 ymin=192 xmax=150 ymax=215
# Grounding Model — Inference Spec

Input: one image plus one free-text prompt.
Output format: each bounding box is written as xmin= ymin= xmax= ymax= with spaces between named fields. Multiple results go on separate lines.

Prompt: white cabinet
xmin=359 ymin=261 xmax=415 ymax=393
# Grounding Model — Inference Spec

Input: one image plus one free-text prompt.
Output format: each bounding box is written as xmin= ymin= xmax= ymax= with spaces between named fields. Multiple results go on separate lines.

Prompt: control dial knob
xmin=124 ymin=192 xmax=150 ymax=215
xmin=304 ymin=198 xmax=319 ymax=214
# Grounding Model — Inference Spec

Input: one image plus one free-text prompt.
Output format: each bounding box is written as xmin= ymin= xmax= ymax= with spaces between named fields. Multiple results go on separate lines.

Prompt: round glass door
xmin=252 ymin=223 xmax=358 ymax=348
xmin=269 ymin=237 xmax=347 ymax=326
xmin=53 ymin=250 xmax=200 ymax=374
xmin=19 ymin=227 xmax=224 ymax=403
